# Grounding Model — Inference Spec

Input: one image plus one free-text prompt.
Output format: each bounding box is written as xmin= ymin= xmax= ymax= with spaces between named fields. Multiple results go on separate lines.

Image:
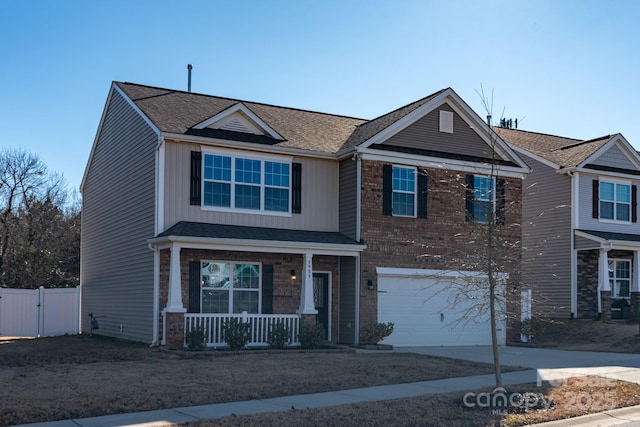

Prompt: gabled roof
xmin=115 ymin=82 xmax=366 ymax=154
xmin=340 ymin=89 xmax=447 ymax=150
xmin=110 ymin=82 xmax=528 ymax=174
xmin=496 ymin=127 xmax=623 ymax=169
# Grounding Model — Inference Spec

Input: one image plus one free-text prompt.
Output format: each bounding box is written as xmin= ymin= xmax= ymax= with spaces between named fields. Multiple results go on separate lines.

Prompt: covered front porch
xmin=149 ymin=222 xmax=365 ymax=349
xmin=574 ymin=230 xmax=640 ymax=321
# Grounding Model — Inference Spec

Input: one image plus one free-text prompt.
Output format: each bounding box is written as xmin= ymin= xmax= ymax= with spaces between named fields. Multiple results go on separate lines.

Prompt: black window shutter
xmin=292 ymin=163 xmax=302 ymax=214
xmin=496 ymin=178 xmax=506 ymax=225
xmin=261 ymin=264 xmax=274 ymax=314
xmin=592 ymin=179 xmax=599 ymax=219
xmin=382 ymin=164 xmax=393 ymax=216
xmin=633 ymin=185 xmax=638 ymax=223
xmin=188 ymin=261 xmax=201 ymax=313
xmin=190 ymin=151 xmax=202 ymax=206
xmin=417 ymin=171 xmax=428 ymax=219
xmin=465 ymin=174 xmax=475 ymax=222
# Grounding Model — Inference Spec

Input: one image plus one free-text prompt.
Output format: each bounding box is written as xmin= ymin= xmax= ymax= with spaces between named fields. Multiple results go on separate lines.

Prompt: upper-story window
xmin=599 ymin=181 xmax=630 ymax=222
xmin=472 ymin=175 xmax=494 ymax=223
xmin=609 ymin=259 xmax=631 ymax=298
xmin=382 ymin=164 xmax=427 ymax=218
xmin=392 ymin=166 xmax=416 ymax=217
xmin=465 ymin=174 xmax=506 ymax=225
xmin=202 ymin=153 xmax=290 ymax=213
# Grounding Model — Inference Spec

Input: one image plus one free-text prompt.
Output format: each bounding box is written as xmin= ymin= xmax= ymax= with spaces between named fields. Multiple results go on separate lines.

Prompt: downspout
xmin=568 ymin=169 xmax=578 ymax=318
xmin=355 ymin=151 xmax=362 ymax=344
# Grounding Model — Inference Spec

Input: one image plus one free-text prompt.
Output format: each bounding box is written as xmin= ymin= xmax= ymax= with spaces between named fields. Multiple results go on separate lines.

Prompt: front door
xmin=313 ymin=272 xmax=329 ymax=340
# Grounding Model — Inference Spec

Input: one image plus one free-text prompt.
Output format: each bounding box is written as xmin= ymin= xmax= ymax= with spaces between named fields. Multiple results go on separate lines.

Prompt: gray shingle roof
xmin=158 ymin=221 xmax=362 ymax=246
xmin=495 ymin=127 xmax=615 ymax=168
xmin=115 ymin=82 xmax=456 ymax=155
xmin=577 ymin=229 xmax=640 ymax=243
xmin=116 ymin=82 xmax=367 ymax=154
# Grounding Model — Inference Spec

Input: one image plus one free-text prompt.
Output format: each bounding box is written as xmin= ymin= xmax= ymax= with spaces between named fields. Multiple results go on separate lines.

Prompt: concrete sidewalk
xmin=12 ymin=346 xmax=640 ymax=427
xmin=15 ymin=370 xmax=539 ymax=427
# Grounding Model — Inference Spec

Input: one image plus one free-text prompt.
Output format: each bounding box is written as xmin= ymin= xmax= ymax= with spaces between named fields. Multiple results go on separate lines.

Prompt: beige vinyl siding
xmin=591 ymin=145 xmax=636 ymax=170
xmin=339 ymin=257 xmax=357 ymax=344
xmin=381 ymin=104 xmax=493 ymax=159
xmin=520 ymin=155 xmax=573 ymax=317
xmin=162 ymin=141 xmax=339 ymax=231
xmin=339 ymin=159 xmax=358 ymax=240
xmin=578 ymin=173 xmax=640 ymax=234
xmin=81 ymin=88 xmax=157 ymax=343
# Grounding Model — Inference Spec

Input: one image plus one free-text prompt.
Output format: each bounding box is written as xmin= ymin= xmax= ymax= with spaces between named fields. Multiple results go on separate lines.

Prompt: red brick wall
xmin=358 ymin=160 xmax=523 ymax=334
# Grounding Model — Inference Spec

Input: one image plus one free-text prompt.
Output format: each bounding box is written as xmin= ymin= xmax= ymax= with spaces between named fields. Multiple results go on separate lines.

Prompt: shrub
xmin=185 ymin=325 xmax=206 ymax=350
xmin=299 ymin=321 xmax=325 ymax=349
xmin=223 ymin=318 xmax=251 ymax=350
xmin=519 ymin=317 xmax=543 ymax=343
xmin=267 ymin=322 xmax=291 ymax=349
xmin=360 ymin=322 xmax=394 ymax=344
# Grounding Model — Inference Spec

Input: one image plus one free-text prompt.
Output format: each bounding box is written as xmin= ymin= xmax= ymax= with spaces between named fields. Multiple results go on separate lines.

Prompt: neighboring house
xmin=81 ymin=82 xmax=529 ymax=349
xmin=498 ymin=127 xmax=640 ymax=322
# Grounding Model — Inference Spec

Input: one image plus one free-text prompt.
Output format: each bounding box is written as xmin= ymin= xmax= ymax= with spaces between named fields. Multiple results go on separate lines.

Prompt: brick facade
xmin=577 ymin=249 xmax=636 ymax=321
xmin=576 ymin=249 xmax=599 ymax=319
xmin=159 ymin=249 xmax=340 ymax=347
xmin=358 ymin=160 xmax=523 ymax=337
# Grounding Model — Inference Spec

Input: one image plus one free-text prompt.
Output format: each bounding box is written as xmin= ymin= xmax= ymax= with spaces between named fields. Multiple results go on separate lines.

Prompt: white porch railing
xmin=184 ymin=313 xmax=301 ymax=348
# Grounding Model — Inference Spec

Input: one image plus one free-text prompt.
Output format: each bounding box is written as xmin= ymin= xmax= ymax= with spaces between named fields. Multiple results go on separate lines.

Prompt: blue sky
xmin=2 ymin=0 xmax=639 ymax=192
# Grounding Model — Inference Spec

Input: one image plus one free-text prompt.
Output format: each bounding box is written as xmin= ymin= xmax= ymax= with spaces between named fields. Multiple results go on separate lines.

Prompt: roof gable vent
xmin=439 ymin=110 xmax=453 ymax=133
xmin=193 ymin=103 xmax=284 ymax=140
xmin=214 ymin=113 xmax=263 ymax=135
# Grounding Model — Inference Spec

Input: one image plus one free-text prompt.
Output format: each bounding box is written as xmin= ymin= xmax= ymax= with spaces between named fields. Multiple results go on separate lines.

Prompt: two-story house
xmin=81 ymin=82 xmax=529 ymax=349
xmin=499 ymin=127 xmax=640 ymax=322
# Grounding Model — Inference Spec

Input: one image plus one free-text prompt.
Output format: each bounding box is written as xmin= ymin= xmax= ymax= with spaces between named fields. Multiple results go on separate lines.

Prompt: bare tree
xmin=0 ymin=148 xmax=79 ymax=288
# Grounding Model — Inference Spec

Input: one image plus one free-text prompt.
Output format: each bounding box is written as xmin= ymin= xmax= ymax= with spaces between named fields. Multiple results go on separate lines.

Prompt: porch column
xmin=165 ymin=244 xmax=186 ymax=312
xmin=297 ymin=252 xmax=318 ymax=314
xmin=164 ymin=244 xmax=186 ymax=349
xmin=598 ymin=248 xmax=611 ymax=292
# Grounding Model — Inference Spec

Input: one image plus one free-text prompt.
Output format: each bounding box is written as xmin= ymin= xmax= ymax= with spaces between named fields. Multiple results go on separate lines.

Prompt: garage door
xmin=377 ymin=270 xmax=505 ymax=347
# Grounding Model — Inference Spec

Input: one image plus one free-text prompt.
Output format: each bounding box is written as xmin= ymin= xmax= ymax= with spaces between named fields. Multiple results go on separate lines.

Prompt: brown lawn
xmin=2 ymin=320 xmax=640 ymax=427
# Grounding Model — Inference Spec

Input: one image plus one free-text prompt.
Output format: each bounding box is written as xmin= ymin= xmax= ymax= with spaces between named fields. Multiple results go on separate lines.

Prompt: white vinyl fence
xmin=0 ymin=286 xmax=80 ymax=337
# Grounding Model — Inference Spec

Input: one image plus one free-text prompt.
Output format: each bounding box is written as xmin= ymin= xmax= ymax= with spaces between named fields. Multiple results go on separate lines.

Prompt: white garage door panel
xmin=378 ymin=276 xmax=505 ymax=347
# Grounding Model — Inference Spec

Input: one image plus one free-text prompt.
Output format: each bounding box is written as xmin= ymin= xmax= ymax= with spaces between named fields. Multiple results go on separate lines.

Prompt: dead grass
xmin=182 ymin=377 xmax=640 ymax=427
xmin=2 ymin=321 xmax=640 ymax=426
xmin=0 ymin=335 xmax=519 ymax=426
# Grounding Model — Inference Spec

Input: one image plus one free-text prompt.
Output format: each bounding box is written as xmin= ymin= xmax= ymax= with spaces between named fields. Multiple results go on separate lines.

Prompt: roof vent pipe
xmin=187 ymin=64 xmax=193 ymax=92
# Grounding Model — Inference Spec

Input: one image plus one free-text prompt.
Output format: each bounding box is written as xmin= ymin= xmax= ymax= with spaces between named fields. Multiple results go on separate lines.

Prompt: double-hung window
xmin=599 ymin=180 xmax=631 ymax=222
xmin=473 ymin=175 xmax=495 ymax=223
xmin=609 ymin=259 xmax=631 ymax=298
xmin=200 ymin=261 xmax=261 ymax=313
xmin=392 ymin=166 xmax=416 ymax=217
xmin=203 ymin=152 xmax=290 ymax=213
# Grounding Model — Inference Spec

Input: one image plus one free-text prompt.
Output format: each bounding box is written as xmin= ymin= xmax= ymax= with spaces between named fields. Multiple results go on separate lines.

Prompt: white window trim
xmin=392 ymin=165 xmax=417 ymax=218
xmin=609 ymin=258 xmax=631 ymax=299
xmin=201 ymin=148 xmax=293 ymax=216
xmin=473 ymin=175 xmax=496 ymax=224
xmin=599 ymin=178 xmax=632 ymax=224
xmin=200 ymin=260 xmax=263 ymax=313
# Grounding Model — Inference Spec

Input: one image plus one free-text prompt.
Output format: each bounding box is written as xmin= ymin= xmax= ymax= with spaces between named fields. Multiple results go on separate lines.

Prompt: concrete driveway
xmin=383 ymin=345 xmax=640 ymax=385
